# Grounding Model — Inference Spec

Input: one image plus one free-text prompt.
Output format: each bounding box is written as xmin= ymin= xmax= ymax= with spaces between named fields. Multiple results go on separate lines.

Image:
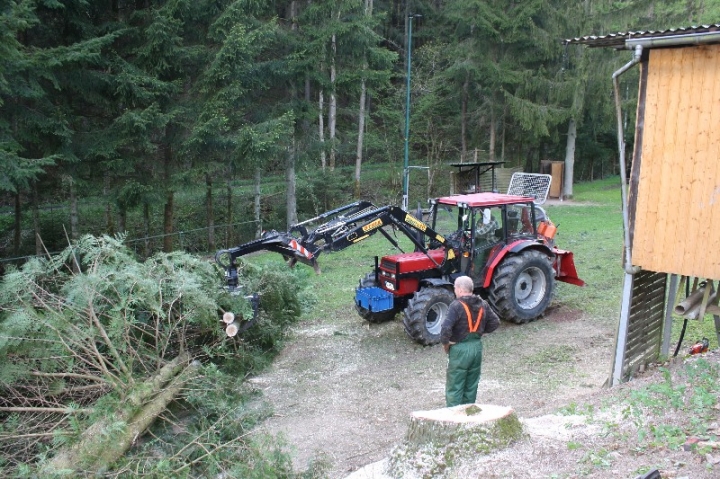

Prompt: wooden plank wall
xmin=630 ymin=45 xmax=720 ymax=279
xmin=620 ymin=270 xmax=667 ymax=381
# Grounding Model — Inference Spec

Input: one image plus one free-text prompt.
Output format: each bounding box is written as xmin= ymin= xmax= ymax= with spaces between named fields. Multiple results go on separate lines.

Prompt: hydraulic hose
xmin=674 ymin=319 xmax=688 ymax=357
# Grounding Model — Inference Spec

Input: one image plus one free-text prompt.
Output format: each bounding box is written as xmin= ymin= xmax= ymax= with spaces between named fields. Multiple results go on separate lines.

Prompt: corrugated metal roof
xmin=564 ymin=24 xmax=720 ymax=48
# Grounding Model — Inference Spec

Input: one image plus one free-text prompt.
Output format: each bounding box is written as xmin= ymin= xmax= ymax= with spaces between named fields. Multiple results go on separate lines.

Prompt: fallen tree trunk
xmin=43 ymin=353 xmax=196 ymax=475
xmin=90 ymin=359 xmax=200 ymax=471
xmin=388 ymin=404 xmax=523 ymax=479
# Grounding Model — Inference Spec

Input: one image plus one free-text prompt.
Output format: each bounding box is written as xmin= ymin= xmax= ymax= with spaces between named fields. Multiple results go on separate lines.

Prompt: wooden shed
xmin=631 ymin=45 xmax=720 ymax=277
xmin=566 ymin=25 xmax=720 ymax=385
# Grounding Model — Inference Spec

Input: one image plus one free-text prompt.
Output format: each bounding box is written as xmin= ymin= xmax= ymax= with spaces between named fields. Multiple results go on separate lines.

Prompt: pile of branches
xmin=0 ymin=235 xmax=306 ymax=477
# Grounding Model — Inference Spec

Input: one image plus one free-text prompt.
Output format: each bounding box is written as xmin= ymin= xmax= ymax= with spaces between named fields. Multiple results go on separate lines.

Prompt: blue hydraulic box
xmin=355 ymin=287 xmax=394 ymax=312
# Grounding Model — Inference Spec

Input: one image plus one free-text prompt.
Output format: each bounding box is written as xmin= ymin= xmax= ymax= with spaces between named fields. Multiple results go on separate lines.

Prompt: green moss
xmin=493 ymin=413 xmax=524 ymax=445
xmin=465 ymin=405 xmax=482 ymax=416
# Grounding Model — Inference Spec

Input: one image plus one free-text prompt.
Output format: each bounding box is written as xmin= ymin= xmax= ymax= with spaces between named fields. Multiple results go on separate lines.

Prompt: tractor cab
xmin=429 ymin=193 xmax=549 ymax=281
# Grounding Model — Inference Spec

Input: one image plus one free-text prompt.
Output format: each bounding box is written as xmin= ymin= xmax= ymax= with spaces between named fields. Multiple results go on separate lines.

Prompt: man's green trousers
xmin=445 ymin=333 xmax=483 ymax=407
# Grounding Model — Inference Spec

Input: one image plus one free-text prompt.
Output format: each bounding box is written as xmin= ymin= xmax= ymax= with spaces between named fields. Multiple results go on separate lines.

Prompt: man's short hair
xmin=454 ymin=276 xmax=474 ymax=293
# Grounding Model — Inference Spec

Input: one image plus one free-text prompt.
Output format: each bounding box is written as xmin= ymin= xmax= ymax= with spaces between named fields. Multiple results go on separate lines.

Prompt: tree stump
xmin=387 ymin=404 xmax=523 ymax=479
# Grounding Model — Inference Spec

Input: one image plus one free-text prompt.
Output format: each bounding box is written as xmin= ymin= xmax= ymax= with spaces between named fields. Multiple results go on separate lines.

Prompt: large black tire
xmin=488 ymin=249 xmax=555 ymax=324
xmin=402 ymin=286 xmax=455 ymax=346
xmin=355 ymin=273 xmax=400 ymax=323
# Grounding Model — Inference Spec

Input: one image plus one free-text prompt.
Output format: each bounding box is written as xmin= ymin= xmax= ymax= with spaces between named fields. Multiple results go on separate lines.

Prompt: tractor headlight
xmin=384 ymin=281 xmax=395 ymax=291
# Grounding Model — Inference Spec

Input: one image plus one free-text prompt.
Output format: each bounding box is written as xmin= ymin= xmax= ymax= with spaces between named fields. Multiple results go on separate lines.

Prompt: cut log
xmin=388 ymin=404 xmax=523 ymax=479
xmin=226 ymin=321 xmax=239 ymax=337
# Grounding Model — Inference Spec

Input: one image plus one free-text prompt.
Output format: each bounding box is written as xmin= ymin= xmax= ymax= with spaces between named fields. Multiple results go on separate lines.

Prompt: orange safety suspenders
xmin=459 ymin=301 xmax=483 ymax=333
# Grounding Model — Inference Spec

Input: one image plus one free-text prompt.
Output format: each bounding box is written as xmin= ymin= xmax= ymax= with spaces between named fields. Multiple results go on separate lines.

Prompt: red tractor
xmin=215 ymin=177 xmax=584 ymax=345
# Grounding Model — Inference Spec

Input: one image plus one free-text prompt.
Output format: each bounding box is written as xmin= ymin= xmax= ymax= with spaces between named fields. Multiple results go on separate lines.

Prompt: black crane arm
xmin=215 ymin=202 xmax=462 ymax=289
xmin=215 ymin=201 xmax=378 ymax=272
xmin=320 ymin=205 xmax=453 ymax=258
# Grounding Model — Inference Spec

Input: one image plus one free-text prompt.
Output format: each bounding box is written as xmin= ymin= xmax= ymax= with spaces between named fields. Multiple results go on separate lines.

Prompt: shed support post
xmin=611 ymin=272 xmax=634 ymax=386
xmin=661 ymin=274 xmax=679 ymax=357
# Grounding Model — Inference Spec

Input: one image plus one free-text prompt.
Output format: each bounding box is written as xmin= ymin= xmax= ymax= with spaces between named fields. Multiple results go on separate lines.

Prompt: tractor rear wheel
xmin=402 ymin=286 xmax=455 ymax=346
xmin=355 ymin=272 xmax=400 ymax=323
xmin=488 ymin=249 xmax=554 ymax=324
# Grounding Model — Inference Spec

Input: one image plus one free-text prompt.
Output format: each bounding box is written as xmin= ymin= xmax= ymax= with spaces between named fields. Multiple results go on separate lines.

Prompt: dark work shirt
xmin=440 ymin=294 xmax=500 ymax=345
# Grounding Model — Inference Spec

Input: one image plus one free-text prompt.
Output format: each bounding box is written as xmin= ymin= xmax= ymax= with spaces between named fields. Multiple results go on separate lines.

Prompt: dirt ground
xmin=244 ymin=198 xmax=718 ymax=478
xmin=248 ymin=292 xmax=720 ymax=479
xmin=248 ymin=297 xmax=623 ymax=477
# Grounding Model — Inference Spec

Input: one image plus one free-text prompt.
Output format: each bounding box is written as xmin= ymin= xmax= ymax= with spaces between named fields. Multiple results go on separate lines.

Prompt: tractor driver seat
xmin=475 ymin=208 xmax=498 ymax=244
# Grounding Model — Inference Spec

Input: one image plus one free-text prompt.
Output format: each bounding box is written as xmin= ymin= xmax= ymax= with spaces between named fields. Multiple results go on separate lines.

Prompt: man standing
xmin=441 ymin=275 xmax=500 ymax=407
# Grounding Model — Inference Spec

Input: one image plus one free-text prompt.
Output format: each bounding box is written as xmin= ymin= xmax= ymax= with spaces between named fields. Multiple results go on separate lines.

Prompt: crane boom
xmin=215 ymin=201 xmax=461 ymax=290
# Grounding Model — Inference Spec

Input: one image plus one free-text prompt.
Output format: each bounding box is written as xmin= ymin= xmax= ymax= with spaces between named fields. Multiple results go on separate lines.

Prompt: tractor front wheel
xmin=488 ymin=249 xmax=554 ymax=324
xmin=355 ymin=273 xmax=400 ymax=323
xmin=402 ymin=286 xmax=455 ymax=346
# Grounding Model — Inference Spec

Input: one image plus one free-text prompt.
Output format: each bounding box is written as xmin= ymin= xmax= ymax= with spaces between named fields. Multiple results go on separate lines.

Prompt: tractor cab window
xmin=470 ymin=206 xmax=503 ymax=273
xmin=432 ymin=204 xmax=463 ymax=237
xmin=474 ymin=206 xmax=502 ymax=246
xmin=506 ymin=204 xmax=536 ymax=238
xmin=430 ymin=203 xmax=481 ymax=251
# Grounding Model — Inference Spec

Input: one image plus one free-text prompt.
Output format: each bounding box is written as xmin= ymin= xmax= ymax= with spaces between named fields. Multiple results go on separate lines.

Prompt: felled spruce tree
xmin=0 ymin=235 xmax=303 ymax=476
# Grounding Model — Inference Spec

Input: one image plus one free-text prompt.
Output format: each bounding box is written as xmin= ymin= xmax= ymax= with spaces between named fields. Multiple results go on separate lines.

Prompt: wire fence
xmin=0 ymin=220 xmax=260 ymax=270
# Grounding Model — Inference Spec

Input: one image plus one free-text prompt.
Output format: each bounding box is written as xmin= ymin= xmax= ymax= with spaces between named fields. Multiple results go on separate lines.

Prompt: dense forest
xmin=2 ymin=0 xmax=720 ymax=262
